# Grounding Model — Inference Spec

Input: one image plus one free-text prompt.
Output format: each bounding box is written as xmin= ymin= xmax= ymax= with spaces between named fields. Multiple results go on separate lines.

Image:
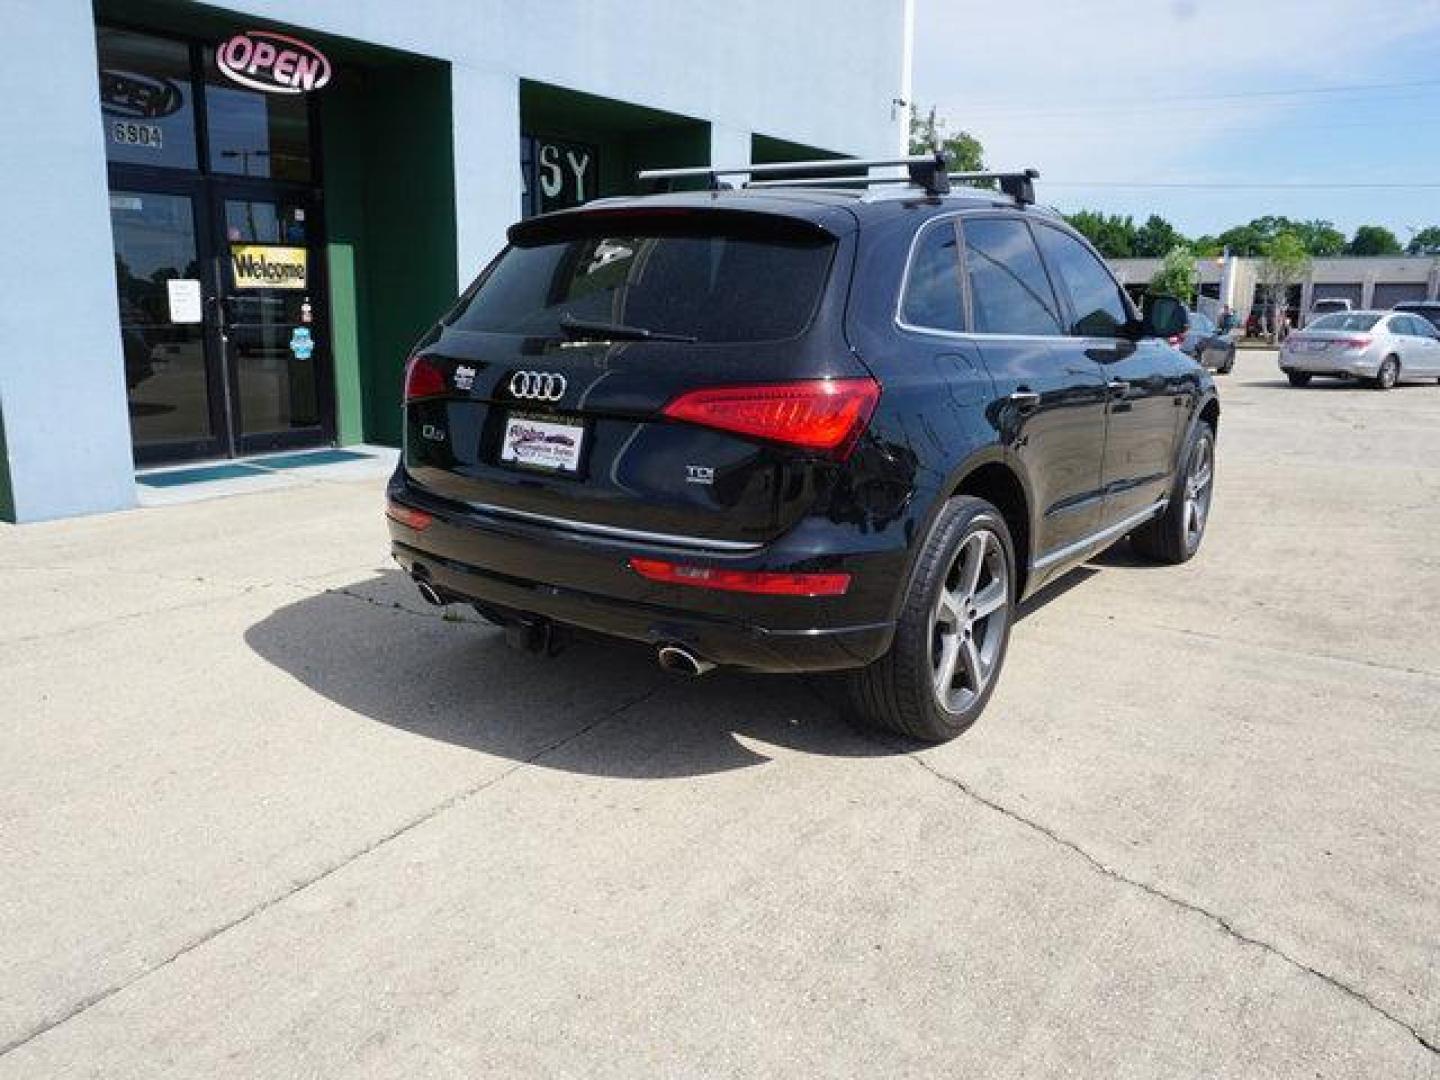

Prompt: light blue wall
xmin=0 ymin=0 xmax=136 ymax=522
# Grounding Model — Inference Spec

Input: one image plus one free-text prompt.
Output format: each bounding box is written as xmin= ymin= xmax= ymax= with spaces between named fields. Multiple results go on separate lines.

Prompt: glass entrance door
xmin=215 ymin=187 xmax=328 ymax=452
xmin=98 ymin=24 xmax=333 ymax=466
xmin=109 ymin=185 xmax=228 ymax=462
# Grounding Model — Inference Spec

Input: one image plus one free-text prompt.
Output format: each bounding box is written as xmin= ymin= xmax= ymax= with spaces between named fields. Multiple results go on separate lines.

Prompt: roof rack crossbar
xmin=638 ymin=153 xmax=954 ymax=196
xmin=638 ymin=158 xmax=1041 ymax=205
xmin=946 ymin=168 xmax=1041 ymax=205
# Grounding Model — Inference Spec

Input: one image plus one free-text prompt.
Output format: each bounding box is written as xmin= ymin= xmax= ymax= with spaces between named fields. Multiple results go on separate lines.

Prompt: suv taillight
xmin=661 ymin=377 xmax=880 ymax=457
xmin=403 ymin=355 xmax=446 ymax=401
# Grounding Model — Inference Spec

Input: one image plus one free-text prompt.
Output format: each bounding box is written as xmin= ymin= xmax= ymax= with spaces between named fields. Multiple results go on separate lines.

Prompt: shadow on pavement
xmin=245 ymin=569 xmax=902 ymax=779
xmin=246 ymin=560 xmax=1104 ymax=778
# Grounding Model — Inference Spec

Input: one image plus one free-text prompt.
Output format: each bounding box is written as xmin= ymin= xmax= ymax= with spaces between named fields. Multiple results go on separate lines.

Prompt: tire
xmin=1131 ymin=420 xmax=1215 ymax=565
xmin=1220 ymin=354 xmax=1235 ymax=375
xmin=847 ymin=496 xmax=1015 ymax=743
xmin=1286 ymin=371 xmax=1312 ymax=387
xmin=1372 ymin=356 xmax=1399 ymax=390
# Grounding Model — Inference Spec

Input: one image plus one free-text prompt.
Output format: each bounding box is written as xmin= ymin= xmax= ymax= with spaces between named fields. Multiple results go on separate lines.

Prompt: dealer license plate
xmin=499 ymin=413 xmax=585 ymax=474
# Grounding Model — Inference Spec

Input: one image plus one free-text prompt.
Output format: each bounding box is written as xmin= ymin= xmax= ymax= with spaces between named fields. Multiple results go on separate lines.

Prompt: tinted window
xmin=96 ymin=29 xmax=198 ymax=170
xmin=1393 ymin=305 xmax=1440 ymax=331
xmin=961 ymin=218 xmax=1063 ymax=336
xmin=1308 ymin=312 xmax=1381 ymax=332
xmin=1391 ymin=316 xmax=1421 ymax=336
xmin=449 ymin=230 xmax=834 ymax=343
xmin=205 ymin=48 xmax=312 ymax=181
xmin=1033 ymin=224 xmax=1130 ymax=338
xmin=901 ymin=222 xmax=963 ymax=331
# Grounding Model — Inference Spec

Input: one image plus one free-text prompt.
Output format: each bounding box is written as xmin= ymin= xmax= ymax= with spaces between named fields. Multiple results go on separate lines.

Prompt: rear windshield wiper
xmin=558 ymin=313 xmax=698 ymax=344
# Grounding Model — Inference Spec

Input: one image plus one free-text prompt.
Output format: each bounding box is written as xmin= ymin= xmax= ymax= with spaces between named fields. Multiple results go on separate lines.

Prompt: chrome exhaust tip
xmin=657 ymin=645 xmax=716 ymax=677
xmin=412 ymin=573 xmax=445 ymax=607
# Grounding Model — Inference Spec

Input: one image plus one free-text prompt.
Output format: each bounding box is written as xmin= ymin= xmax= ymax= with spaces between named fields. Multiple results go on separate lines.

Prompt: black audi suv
xmin=386 ymin=157 xmax=1217 ymax=741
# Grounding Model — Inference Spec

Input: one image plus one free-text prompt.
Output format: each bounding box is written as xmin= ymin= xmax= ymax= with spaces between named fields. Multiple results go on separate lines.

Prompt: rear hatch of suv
xmin=400 ymin=201 xmax=873 ymax=548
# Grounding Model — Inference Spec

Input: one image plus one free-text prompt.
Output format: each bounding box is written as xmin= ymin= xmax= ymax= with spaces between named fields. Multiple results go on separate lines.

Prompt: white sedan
xmin=1279 ymin=310 xmax=1440 ymax=389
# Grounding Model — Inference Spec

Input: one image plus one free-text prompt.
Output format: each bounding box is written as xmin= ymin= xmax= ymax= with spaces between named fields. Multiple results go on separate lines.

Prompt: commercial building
xmin=0 ymin=0 xmax=913 ymax=522
xmin=1111 ymin=255 xmax=1440 ymax=326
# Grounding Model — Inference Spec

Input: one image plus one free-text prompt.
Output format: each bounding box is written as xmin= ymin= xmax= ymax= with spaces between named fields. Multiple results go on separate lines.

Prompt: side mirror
xmin=1140 ymin=294 xmax=1188 ymax=339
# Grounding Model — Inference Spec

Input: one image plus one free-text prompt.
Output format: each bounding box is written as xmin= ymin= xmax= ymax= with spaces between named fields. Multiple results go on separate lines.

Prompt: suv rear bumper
xmin=387 ymin=473 xmax=900 ymax=674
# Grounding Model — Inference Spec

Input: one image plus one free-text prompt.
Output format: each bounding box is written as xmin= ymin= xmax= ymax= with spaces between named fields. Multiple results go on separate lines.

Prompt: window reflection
xmin=97 ymin=29 xmax=198 ymax=170
xmin=205 ymin=49 xmax=312 ymax=181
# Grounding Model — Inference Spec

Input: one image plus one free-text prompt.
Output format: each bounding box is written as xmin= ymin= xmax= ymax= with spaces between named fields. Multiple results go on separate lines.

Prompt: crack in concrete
xmin=0 ymin=683 xmax=668 ymax=1061
xmin=324 ymin=584 xmax=482 ymax=624
xmin=900 ymin=750 xmax=1439 ymax=1057
xmin=1063 ymin=609 xmax=1440 ymax=683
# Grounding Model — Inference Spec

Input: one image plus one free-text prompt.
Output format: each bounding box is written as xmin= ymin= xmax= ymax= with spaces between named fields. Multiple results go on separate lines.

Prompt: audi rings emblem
xmin=508 ymin=370 xmax=568 ymax=402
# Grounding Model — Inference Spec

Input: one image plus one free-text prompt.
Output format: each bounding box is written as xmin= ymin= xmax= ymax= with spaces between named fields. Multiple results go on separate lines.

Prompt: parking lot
xmin=1 ymin=350 xmax=1437 ymax=1078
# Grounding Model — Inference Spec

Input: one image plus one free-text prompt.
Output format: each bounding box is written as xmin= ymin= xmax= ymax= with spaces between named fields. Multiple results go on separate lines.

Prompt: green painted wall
xmin=0 ymin=407 xmax=14 ymax=522
xmin=320 ymin=72 xmax=369 ymax=447
xmin=321 ymin=61 xmax=457 ymax=448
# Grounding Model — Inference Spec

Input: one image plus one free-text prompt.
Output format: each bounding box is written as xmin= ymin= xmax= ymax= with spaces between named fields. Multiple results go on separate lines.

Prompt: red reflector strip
xmin=629 ymin=557 xmax=849 ymax=597
xmin=386 ymin=502 xmax=434 ymax=531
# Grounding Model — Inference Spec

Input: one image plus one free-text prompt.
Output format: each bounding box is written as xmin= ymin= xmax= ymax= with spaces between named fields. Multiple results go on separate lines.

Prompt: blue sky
xmin=912 ymin=0 xmax=1440 ymax=242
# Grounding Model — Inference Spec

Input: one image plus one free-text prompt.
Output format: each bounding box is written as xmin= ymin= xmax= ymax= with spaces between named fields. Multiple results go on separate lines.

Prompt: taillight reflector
xmin=1339 ymin=336 xmax=1372 ymax=349
xmin=628 ymin=558 xmax=850 ymax=597
xmin=404 ymin=355 xmax=446 ymax=401
xmin=386 ymin=502 xmax=434 ymax=531
xmin=661 ymin=378 xmax=879 ymax=456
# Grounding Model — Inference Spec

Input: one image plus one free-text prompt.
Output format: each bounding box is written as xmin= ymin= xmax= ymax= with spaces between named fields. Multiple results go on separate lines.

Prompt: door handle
xmin=1107 ymin=379 xmax=1131 ymax=398
xmin=1008 ymin=389 xmax=1041 ymax=414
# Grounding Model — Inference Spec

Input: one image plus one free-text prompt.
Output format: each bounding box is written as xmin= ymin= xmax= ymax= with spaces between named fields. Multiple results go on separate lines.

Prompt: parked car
xmin=1180 ymin=310 xmax=1236 ymax=374
xmin=1392 ymin=300 xmax=1440 ymax=333
xmin=1279 ymin=309 xmax=1440 ymax=388
xmin=1306 ymin=297 xmax=1352 ymax=325
xmin=385 ymin=157 xmax=1216 ymax=742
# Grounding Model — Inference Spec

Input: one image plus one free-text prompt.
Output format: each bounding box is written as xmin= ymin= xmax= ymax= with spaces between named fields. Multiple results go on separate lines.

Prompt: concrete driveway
xmin=2 ymin=352 xmax=1438 ymax=1078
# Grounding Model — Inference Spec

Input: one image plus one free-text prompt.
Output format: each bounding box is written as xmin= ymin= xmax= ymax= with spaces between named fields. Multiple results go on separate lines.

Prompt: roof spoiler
xmin=637 ymin=156 xmax=1040 ymax=204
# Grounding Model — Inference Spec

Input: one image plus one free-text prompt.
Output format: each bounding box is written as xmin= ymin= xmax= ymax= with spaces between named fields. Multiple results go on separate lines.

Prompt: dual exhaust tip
xmin=657 ymin=645 xmax=715 ymax=677
xmin=412 ymin=567 xmax=714 ymax=676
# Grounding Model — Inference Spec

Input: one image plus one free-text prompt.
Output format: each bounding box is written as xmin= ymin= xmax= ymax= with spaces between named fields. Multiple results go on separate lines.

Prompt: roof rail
xmin=637 ymin=157 xmax=1041 ymax=204
xmin=638 ymin=153 xmax=954 ymax=196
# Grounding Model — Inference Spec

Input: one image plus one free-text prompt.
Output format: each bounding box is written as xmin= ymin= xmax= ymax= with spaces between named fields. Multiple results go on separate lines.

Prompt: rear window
xmin=1307 ymin=312 xmax=1380 ymax=332
xmin=1395 ymin=305 xmax=1440 ymax=329
xmin=448 ymin=227 xmax=835 ymax=343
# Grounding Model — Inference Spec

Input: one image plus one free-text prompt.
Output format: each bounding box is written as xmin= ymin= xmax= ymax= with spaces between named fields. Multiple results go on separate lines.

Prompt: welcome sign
xmin=231 ymin=244 xmax=308 ymax=289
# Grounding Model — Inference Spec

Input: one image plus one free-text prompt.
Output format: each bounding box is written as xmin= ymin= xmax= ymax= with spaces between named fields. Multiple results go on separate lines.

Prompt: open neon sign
xmin=217 ymin=30 xmax=331 ymax=94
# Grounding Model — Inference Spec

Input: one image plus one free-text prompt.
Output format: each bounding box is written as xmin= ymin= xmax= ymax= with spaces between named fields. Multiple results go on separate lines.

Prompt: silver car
xmin=1278 ymin=309 xmax=1440 ymax=389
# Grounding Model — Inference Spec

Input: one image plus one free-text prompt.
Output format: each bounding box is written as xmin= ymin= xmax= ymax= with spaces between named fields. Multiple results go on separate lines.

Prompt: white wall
xmin=206 ymin=0 xmax=910 ymax=272
xmin=0 ymin=0 xmax=137 ymax=521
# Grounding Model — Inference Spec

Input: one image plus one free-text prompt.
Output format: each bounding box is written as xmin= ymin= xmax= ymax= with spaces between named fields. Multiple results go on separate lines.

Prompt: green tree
xmin=1146 ymin=245 xmax=1198 ymax=307
xmin=1256 ymin=232 xmax=1311 ymax=341
xmin=1291 ymin=219 xmax=1346 ymax=257
xmin=1190 ymin=234 xmax=1223 ymax=257
xmin=1405 ymin=226 xmax=1440 ymax=255
xmin=1133 ymin=215 xmax=1187 ymax=258
xmin=1215 ymin=223 xmax=1267 ymax=256
xmin=907 ymin=105 xmax=984 ymax=171
xmin=1346 ymin=225 xmax=1402 ymax=256
xmin=1065 ymin=210 xmax=1137 ymax=258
